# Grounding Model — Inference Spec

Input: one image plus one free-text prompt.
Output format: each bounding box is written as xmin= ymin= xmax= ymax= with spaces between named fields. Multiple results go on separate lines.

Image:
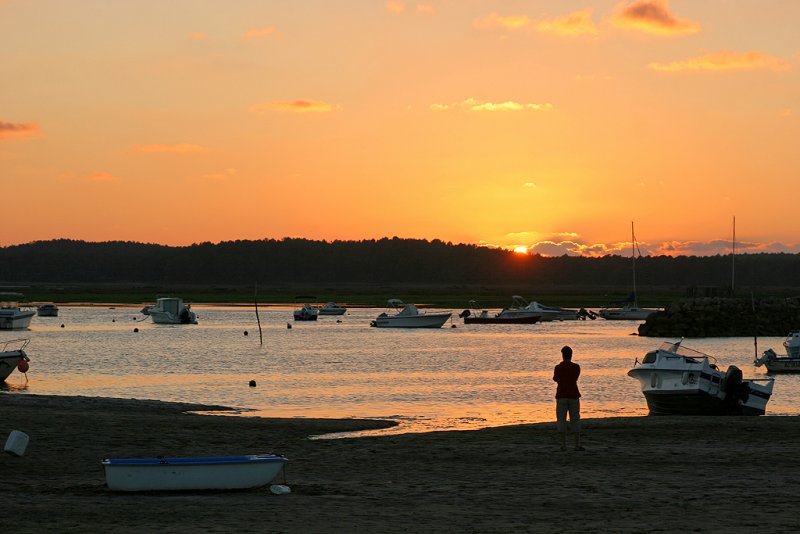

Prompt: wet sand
xmin=1 ymin=394 xmax=798 ymax=533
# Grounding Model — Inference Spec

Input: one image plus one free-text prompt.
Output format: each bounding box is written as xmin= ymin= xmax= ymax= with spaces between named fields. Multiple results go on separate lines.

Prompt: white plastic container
xmin=4 ymin=430 xmax=30 ymax=457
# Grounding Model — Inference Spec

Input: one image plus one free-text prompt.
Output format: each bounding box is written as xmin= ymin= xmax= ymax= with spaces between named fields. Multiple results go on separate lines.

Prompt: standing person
xmin=553 ymin=345 xmax=584 ymax=451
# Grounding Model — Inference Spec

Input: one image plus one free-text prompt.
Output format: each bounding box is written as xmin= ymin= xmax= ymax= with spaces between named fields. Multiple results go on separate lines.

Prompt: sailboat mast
xmin=631 ymin=221 xmax=636 ymax=302
xmin=731 ymin=216 xmax=736 ymax=294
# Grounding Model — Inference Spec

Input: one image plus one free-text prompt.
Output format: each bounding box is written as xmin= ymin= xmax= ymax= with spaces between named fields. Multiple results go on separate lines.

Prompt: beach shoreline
xmin=2 ymin=393 xmax=799 ymax=532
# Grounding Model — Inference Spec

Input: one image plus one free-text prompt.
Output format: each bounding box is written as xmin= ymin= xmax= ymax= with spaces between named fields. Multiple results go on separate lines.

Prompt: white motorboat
xmin=101 ymin=453 xmax=288 ymax=491
xmin=318 ymin=302 xmax=347 ymax=315
xmin=0 ymin=338 xmax=30 ymax=382
xmin=0 ymin=293 xmax=36 ymax=330
xmin=147 ymin=297 xmax=198 ymax=325
xmin=371 ymin=299 xmax=452 ymax=328
xmin=628 ymin=340 xmax=774 ymax=416
xmin=599 ymin=222 xmax=658 ymax=321
xmin=293 ymin=304 xmax=319 ymax=321
xmin=497 ymin=295 xmax=577 ymax=322
xmin=459 ymin=300 xmax=542 ymax=324
xmin=754 ymin=331 xmax=800 ymax=372
xmin=37 ymin=303 xmax=59 ymax=317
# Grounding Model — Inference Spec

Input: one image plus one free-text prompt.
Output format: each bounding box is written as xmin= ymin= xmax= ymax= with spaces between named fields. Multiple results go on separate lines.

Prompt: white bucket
xmin=4 ymin=430 xmax=30 ymax=457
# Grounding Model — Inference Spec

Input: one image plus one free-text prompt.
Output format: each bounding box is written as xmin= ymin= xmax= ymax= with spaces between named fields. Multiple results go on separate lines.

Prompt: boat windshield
xmin=658 ymin=341 xmax=716 ymax=364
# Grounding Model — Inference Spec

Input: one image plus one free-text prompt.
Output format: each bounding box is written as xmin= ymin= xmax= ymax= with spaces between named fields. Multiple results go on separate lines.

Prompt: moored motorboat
xmin=0 ymin=338 xmax=30 ymax=382
xmin=628 ymin=340 xmax=774 ymax=415
xmin=318 ymin=302 xmax=347 ymax=315
xmin=101 ymin=453 xmax=288 ymax=491
xmin=37 ymin=303 xmax=59 ymax=317
xmin=754 ymin=331 xmax=800 ymax=372
xmin=459 ymin=300 xmax=541 ymax=324
xmin=371 ymin=299 xmax=452 ymax=328
xmin=497 ymin=295 xmax=577 ymax=322
xmin=0 ymin=293 xmax=36 ymax=330
xmin=293 ymin=304 xmax=319 ymax=321
xmin=147 ymin=297 xmax=198 ymax=325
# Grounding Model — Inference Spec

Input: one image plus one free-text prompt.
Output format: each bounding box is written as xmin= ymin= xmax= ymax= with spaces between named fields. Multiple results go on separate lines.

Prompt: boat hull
xmin=373 ymin=313 xmax=451 ymax=328
xmin=599 ymin=307 xmax=657 ymax=320
xmin=102 ymin=454 xmax=287 ymax=492
xmin=318 ymin=309 xmax=346 ymax=315
xmin=0 ymin=310 xmax=35 ymax=330
xmin=642 ymin=389 xmax=768 ymax=416
xmin=149 ymin=310 xmax=198 ymax=325
xmin=464 ymin=315 xmax=541 ymax=324
xmin=0 ymin=351 xmax=27 ymax=381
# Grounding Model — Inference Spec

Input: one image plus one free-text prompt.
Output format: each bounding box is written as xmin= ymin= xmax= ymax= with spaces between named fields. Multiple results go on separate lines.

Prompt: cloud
xmin=473 ymin=13 xmax=532 ymax=31
xmin=612 ymin=0 xmax=700 ymax=36
xmin=386 ymin=1 xmax=405 ymax=14
xmin=649 ymin=50 xmax=791 ymax=72
xmin=249 ymin=100 xmax=334 ymax=113
xmin=431 ymin=98 xmax=553 ymax=112
xmin=536 ymin=9 xmax=598 ymax=36
xmin=133 ymin=143 xmax=207 ymax=154
xmin=242 ymin=26 xmax=276 ymax=40
xmin=0 ymin=121 xmax=39 ymax=141
xmin=203 ymin=168 xmax=238 ymax=180
xmin=188 ymin=32 xmax=208 ymax=41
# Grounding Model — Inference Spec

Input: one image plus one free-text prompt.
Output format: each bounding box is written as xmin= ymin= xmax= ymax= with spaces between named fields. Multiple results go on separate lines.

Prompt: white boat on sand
xmin=147 ymin=297 xmax=198 ymax=325
xmin=754 ymin=331 xmax=800 ymax=372
xmin=102 ymin=453 xmax=288 ymax=491
xmin=318 ymin=302 xmax=347 ymax=315
xmin=628 ymin=340 xmax=774 ymax=416
xmin=0 ymin=293 xmax=36 ymax=330
xmin=0 ymin=338 xmax=30 ymax=382
xmin=371 ymin=299 xmax=452 ymax=328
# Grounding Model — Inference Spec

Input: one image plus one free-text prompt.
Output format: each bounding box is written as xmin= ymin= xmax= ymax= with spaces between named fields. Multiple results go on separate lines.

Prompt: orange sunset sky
xmin=1 ymin=0 xmax=798 ymax=256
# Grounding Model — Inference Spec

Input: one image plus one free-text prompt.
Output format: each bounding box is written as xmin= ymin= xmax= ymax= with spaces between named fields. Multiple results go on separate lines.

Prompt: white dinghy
xmin=102 ymin=453 xmax=288 ymax=491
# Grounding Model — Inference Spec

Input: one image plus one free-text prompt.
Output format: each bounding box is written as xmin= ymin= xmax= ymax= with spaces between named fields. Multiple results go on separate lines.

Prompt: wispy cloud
xmin=242 ymin=26 xmax=276 ymax=40
xmin=612 ymin=0 xmax=700 ymax=36
xmin=188 ymin=32 xmax=208 ymax=41
xmin=0 ymin=120 xmax=39 ymax=141
xmin=649 ymin=51 xmax=791 ymax=72
xmin=87 ymin=172 xmax=119 ymax=182
xmin=386 ymin=1 xmax=405 ymax=14
xmin=249 ymin=100 xmax=334 ymax=113
xmin=58 ymin=171 xmax=121 ymax=183
xmin=431 ymin=98 xmax=553 ymax=112
xmin=473 ymin=13 xmax=532 ymax=31
xmin=203 ymin=168 xmax=238 ymax=180
xmin=133 ymin=143 xmax=207 ymax=154
xmin=536 ymin=9 xmax=598 ymax=36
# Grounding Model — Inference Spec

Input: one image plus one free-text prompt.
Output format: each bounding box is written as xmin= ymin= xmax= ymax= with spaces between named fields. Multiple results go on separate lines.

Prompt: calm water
xmin=2 ymin=305 xmax=797 ymax=435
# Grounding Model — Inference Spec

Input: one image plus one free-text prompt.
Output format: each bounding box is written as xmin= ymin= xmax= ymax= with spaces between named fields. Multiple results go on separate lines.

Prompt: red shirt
xmin=553 ymin=360 xmax=581 ymax=399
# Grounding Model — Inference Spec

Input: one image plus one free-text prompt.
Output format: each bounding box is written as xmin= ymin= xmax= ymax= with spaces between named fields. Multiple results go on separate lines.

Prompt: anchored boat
xmin=754 ymin=331 xmax=800 ymax=372
xmin=371 ymin=299 xmax=451 ymax=328
xmin=628 ymin=340 xmax=774 ymax=415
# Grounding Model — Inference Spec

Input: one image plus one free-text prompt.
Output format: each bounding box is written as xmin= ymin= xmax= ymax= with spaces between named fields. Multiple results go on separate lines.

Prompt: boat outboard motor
xmin=180 ymin=308 xmax=190 ymax=324
xmin=722 ymin=366 xmax=746 ymax=414
xmin=459 ymin=309 xmax=471 ymax=318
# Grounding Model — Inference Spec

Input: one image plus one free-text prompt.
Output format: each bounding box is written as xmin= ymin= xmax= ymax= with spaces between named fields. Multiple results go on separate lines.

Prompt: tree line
xmin=0 ymin=238 xmax=798 ymax=289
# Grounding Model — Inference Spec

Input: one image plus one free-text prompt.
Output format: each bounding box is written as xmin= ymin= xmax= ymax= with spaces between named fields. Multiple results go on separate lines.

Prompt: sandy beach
xmin=1 ymin=394 xmax=798 ymax=533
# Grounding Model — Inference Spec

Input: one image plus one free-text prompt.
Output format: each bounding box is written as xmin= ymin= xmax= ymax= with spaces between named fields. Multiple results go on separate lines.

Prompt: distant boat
xmin=371 ymin=299 xmax=452 ymax=328
xmin=293 ymin=303 xmax=319 ymax=321
xmin=599 ymin=222 xmax=658 ymax=321
xmin=459 ymin=300 xmax=542 ymax=324
xmin=102 ymin=454 xmax=288 ymax=492
xmin=147 ymin=297 xmax=198 ymax=325
xmin=754 ymin=331 xmax=800 ymax=373
xmin=37 ymin=303 xmax=59 ymax=317
xmin=0 ymin=338 xmax=30 ymax=382
xmin=497 ymin=295 xmax=577 ymax=322
xmin=0 ymin=293 xmax=36 ymax=330
xmin=318 ymin=302 xmax=347 ymax=316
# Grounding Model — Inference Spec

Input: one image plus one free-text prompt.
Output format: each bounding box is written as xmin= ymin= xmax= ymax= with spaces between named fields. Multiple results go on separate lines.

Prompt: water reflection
xmin=1 ymin=305 xmax=796 ymax=434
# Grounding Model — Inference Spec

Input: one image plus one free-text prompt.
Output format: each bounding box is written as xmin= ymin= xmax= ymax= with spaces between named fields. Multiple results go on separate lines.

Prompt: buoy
xmin=287 ymin=323 xmax=292 ymax=329
xmin=244 ymin=331 xmax=249 ymax=336
xmin=17 ymin=360 xmax=29 ymax=373
xmin=60 ymin=324 xmax=65 ymax=328
xmin=133 ymin=327 xmax=139 ymax=333
xmin=451 ymin=324 xmax=457 ymax=328
xmin=112 ymin=319 xmax=115 ymax=323
xmin=249 ymin=380 xmax=257 ymax=387
xmin=336 ymin=319 xmax=342 ymax=323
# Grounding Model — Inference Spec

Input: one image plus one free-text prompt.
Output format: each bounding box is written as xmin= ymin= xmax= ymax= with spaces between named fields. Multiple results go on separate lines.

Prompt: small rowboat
xmin=102 ymin=454 xmax=288 ymax=491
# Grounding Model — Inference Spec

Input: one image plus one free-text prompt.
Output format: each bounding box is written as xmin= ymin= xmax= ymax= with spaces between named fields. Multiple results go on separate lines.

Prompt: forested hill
xmin=1 ymin=238 xmax=798 ymax=288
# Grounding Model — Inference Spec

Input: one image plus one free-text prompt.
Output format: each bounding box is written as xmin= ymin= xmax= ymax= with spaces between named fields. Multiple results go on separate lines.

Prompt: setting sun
xmin=513 ymin=246 xmax=529 ymax=255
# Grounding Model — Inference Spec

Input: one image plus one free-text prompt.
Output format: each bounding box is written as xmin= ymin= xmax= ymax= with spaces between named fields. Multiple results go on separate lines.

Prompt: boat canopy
xmin=387 ymin=298 xmax=405 ymax=308
xmin=397 ymin=304 xmax=419 ymax=316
